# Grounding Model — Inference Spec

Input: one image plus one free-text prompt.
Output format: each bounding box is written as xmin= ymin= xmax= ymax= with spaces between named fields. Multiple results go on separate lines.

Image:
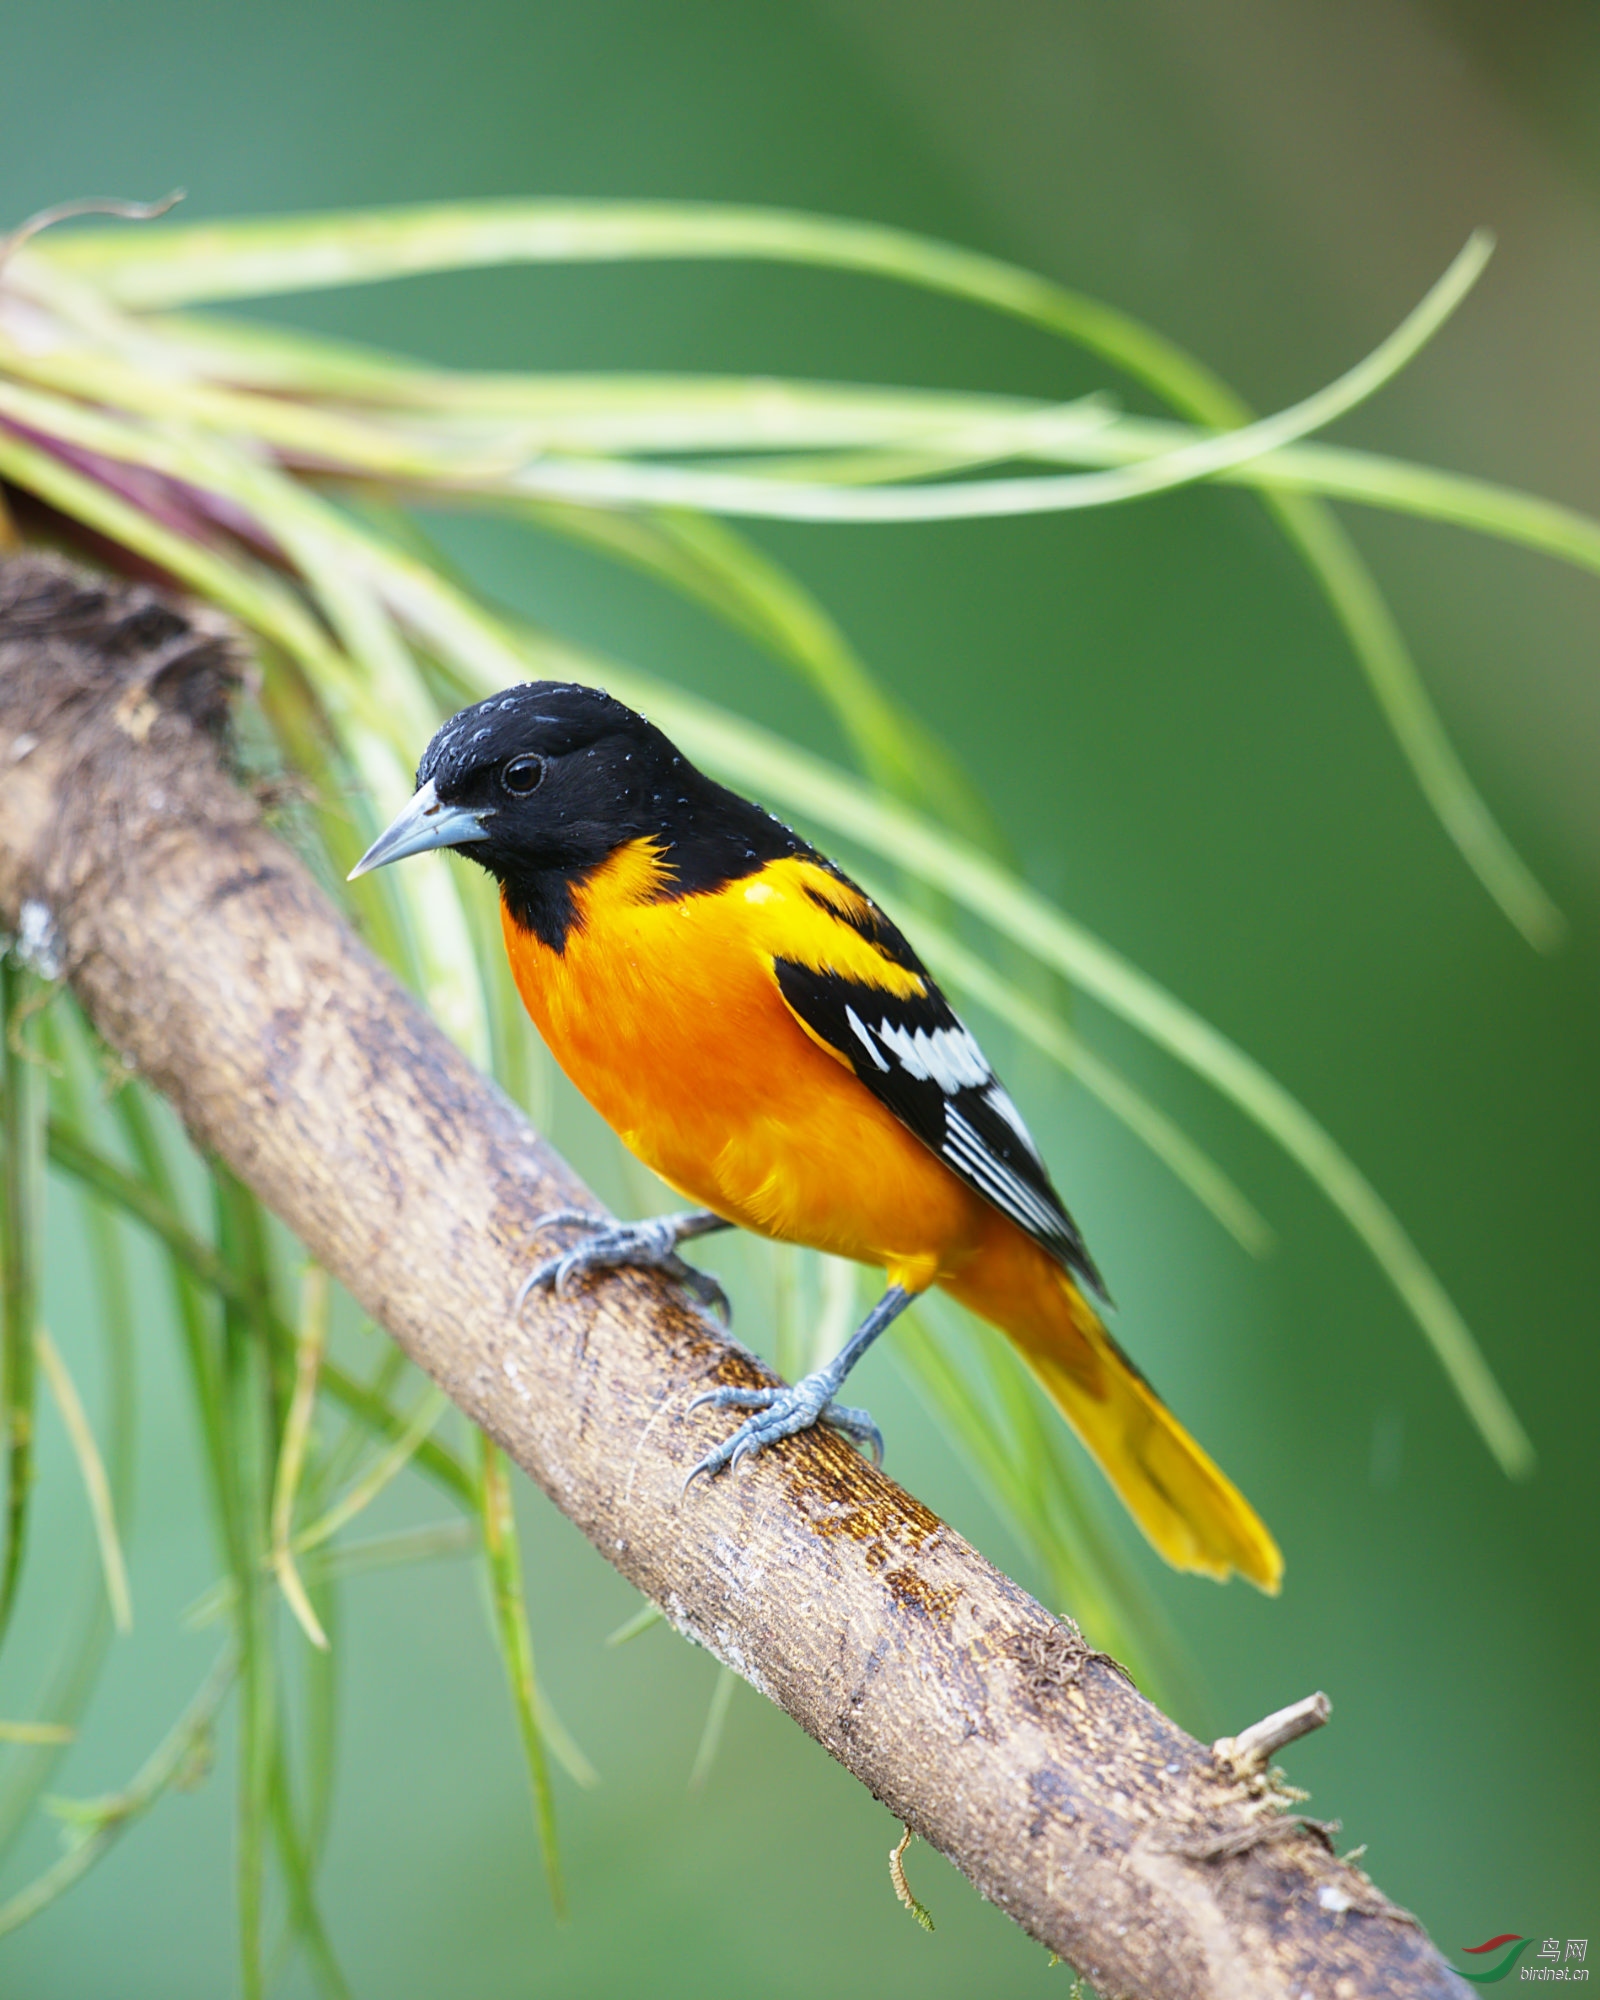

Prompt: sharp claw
xmin=680 ymin=1266 xmax=733 ymax=1323
xmin=821 ymin=1402 xmax=884 ymax=1463
xmin=513 ymin=1257 xmax=564 ymax=1317
xmin=511 ymin=1211 xmax=730 ymax=1322
xmin=682 ymin=1376 xmax=883 ymax=1487
xmin=681 ymin=1451 xmax=725 ymax=1494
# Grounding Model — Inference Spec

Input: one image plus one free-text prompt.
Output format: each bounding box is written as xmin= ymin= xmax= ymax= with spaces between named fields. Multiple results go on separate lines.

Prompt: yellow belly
xmin=499 ymin=848 xmax=986 ymax=1292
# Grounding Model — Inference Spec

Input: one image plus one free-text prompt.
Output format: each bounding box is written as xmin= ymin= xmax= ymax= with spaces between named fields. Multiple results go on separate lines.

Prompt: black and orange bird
xmin=352 ymin=682 xmax=1281 ymax=1591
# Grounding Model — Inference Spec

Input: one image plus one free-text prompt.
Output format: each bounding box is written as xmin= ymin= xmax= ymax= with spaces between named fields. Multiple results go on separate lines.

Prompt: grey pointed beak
xmin=347 ymin=779 xmax=493 ymax=880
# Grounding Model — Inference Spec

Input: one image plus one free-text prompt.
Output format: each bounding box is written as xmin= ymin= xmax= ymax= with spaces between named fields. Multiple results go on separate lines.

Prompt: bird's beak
xmin=347 ymin=780 xmax=492 ymax=880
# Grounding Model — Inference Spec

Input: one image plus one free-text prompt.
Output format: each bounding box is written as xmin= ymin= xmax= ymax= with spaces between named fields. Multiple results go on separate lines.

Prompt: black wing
xmin=773 ymin=926 xmax=1106 ymax=1298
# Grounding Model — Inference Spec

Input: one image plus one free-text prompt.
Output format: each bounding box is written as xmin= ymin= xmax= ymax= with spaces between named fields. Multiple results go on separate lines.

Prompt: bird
xmin=351 ymin=680 xmax=1282 ymax=1590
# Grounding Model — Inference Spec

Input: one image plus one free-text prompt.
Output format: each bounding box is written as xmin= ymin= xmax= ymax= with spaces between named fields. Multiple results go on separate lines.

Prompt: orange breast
xmin=500 ymin=844 xmax=991 ymax=1292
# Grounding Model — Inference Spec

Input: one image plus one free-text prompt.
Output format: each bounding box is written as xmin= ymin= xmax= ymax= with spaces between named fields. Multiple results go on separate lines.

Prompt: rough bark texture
xmin=0 ymin=554 xmax=1468 ymax=2000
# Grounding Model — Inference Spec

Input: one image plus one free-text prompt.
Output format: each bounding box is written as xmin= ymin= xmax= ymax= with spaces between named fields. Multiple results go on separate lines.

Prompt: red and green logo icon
xmin=1459 ymin=1936 xmax=1533 ymax=1983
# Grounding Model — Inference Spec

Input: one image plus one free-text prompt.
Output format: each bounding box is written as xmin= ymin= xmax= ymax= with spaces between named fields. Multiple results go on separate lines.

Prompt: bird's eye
xmin=501 ymin=754 xmax=544 ymax=796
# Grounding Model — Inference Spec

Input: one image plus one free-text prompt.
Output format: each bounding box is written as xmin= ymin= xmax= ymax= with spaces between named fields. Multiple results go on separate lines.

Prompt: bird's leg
xmin=686 ymin=1284 xmax=913 ymax=1483
xmin=516 ymin=1207 xmax=734 ymax=1322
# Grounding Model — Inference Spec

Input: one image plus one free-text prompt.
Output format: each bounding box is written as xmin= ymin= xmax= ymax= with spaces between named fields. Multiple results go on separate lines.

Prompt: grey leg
xmin=685 ymin=1284 xmax=913 ymax=1483
xmin=516 ymin=1208 xmax=734 ymax=1322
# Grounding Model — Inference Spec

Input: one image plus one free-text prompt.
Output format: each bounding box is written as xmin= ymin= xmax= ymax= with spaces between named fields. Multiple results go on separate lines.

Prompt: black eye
xmin=501 ymin=754 xmax=544 ymax=796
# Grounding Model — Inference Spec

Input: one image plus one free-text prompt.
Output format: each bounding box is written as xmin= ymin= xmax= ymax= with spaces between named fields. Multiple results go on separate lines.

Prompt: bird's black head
xmin=350 ymin=681 xmax=805 ymax=948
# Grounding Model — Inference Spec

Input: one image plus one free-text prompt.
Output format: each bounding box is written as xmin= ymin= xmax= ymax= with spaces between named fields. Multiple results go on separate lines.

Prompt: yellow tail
xmin=942 ymin=1236 xmax=1283 ymax=1591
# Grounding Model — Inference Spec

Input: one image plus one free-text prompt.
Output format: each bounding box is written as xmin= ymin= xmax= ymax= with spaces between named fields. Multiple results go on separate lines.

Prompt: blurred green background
xmin=3 ymin=1 xmax=1598 ymax=1992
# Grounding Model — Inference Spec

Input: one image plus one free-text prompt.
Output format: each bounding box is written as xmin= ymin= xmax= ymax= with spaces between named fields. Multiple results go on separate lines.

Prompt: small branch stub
xmin=1213 ymin=1691 xmax=1333 ymax=1777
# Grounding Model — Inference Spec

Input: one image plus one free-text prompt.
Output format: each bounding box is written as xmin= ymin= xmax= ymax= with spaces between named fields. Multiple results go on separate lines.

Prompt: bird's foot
xmin=685 ymin=1371 xmax=883 ymax=1485
xmin=515 ymin=1208 xmax=732 ymax=1322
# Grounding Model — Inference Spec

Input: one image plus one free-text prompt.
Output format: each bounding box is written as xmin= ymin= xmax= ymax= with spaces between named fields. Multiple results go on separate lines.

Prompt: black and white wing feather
xmin=773 ymin=927 xmax=1106 ymax=1297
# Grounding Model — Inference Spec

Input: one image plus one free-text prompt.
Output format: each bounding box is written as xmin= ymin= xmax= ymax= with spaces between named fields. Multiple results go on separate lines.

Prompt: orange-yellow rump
xmin=352 ymin=682 xmax=1281 ymax=1591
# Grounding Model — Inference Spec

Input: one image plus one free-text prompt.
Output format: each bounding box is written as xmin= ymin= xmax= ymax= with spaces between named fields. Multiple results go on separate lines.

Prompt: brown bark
xmin=0 ymin=554 xmax=1468 ymax=2000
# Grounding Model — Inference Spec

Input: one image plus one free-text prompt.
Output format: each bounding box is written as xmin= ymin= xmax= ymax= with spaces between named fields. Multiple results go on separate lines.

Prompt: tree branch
xmin=0 ymin=554 xmax=1468 ymax=2000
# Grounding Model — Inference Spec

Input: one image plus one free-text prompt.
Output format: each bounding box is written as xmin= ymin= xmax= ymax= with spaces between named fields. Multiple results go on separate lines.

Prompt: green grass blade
xmin=189 ymin=1523 xmax=475 ymax=1631
xmin=604 ymin=1601 xmax=664 ymax=1647
xmin=308 ymin=1367 xmax=472 ymax=1510
xmin=478 ymin=1436 xmax=565 ymax=1916
xmin=0 ymin=1005 xmax=139 ymax=1859
xmin=0 ymin=1647 xmax=237 ymax=1940
xmin=265 ymin=1737 xmax=351 ymax=2000
xmin=0 ymin=1543 xmax=136 ymax=1853
xmin=310 ymin=1345 xmax=409 ymax=1497
xmin=0 ymin=337 xmax=515 ymax=487
xmin=0 ymin=959 xmax=46 ymax=1651
xmin=271 ymin=1265 xmax=331 ymax=1650
xmin=21 ymin=198 xmax=1555 ymax=939
xmin=1244 ymin=487 xmax=1562 ymax=953
xmin=501 ymin=501 xmax=1001 ymax=850
xmin=296 ymin=1560 xmax=339 ymax=1898
xmin=247 ymin=483 xmax=491 ymax=1062
xmin=44 ymin=1117 xmax=477 ymax=1507
xmin=293 ymin=1385 xmax=449 ymax=1556
xmin=795 ymin=409 xmax=1569 ymax=950
xmin=1231 ymin=433 xmax=1600 ymax=574
xmin=302 ymin=1520 xmax=475 ymax=1582
xmin=0 ymin=308 xmax=1560 ymax=951
xmin=24 ymin=197 xmax=1161 ymax=305
xmin=139 ymin=316 xmax=1054 ymax=440
xmin=34 ymin=1330 xmax=132 ymax=1632
xmin=687 ymin=1667 xmax=736 ymax=1793
xmin=461 ymin=237 xmax=1489 ymax=521
xmin=250 ymin=645 xmax=430 ymax=998
xmin=531 ymin=1688 xmax=600 ymax=1794
xmin=211 ymin=1168 xmax=278 ymax=2000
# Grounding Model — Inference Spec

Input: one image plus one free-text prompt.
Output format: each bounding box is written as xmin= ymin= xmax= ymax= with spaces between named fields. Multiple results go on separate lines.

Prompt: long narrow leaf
xmin=495 ymin=500 xmax=1000 ymax=850
xmin=0 ymin=1649 xmax=236 ymax=1940
xmin=0 ymin=1722 xmax=72 ymax=1745
xmin=687 ymin=1668 xmax=736 ymax=1793
xmin=45 ymin=1119 xmax=477 ymax=1506
xmin=211 ymin=1168 xmax=278 ymax=2000
xmin=306 ymin=234 xmax=1490 ymax=525
xmin=293 ymin=1386 xmax=449 ymax=1557
xmin=34 ymin=1330 xmax=132 ymax=1632
xmin=265 ymin=1742 xmax=351 ymax=2000
xmin=0 ymin=1004 xmax=139 ymax=1859
xmin=479 ymin=1437 xmax=564 ymax=1915
xmin=270 ymin=1266 xmax=331 ymax=1650
xmin=0 ymin=959 xmax=46 ymax=1649
xmin=23 ymin=198 xmax=1554 ymax=939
